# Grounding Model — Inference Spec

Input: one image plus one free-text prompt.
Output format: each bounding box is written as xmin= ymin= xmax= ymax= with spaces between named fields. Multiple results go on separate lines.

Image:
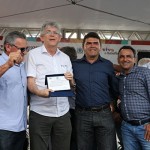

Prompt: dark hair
xmin=118 ymin=45 xmax=136 ymax=57
xmin=60 ymin=46 xmax=77 ymax=61
xmin=82 ymin=32 xmax=101 ymax=47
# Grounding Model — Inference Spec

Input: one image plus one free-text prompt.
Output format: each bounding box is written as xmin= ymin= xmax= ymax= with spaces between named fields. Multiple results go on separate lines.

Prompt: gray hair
xmin=4 ymin=31 xmax=26 ymax=46
xmin=138 ymin=58 xmax=150 ymax=66
xmin=40 ymin=21 xmax=62 ymax=35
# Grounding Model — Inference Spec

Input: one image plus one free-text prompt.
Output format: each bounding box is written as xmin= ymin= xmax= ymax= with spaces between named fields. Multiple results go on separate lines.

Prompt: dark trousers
xmin=70 ymin=109 xmax=77 ymax=150
xmin=75 ymin=107 xmax=117 ymax=150
xmin=0 ymin=130 xmax=26 ymax=150
xmin=29 ymin=111 xmax=72 ymax=150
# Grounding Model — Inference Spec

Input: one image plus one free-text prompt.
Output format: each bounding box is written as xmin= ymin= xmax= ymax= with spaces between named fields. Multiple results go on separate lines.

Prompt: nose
xmin=123 ymin=56 xmax=128 ymax=61
xmin=91 ymin=43 xmax=95 ymax=47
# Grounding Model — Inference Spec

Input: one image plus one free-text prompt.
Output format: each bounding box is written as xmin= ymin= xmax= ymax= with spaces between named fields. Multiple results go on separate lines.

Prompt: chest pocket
xmin=0 ymin=67 xmax=24 ymax=88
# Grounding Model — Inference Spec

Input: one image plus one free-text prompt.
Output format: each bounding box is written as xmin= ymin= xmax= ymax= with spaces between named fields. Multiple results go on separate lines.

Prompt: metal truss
xmin=0 ymin=27 xmax=150 ymax=41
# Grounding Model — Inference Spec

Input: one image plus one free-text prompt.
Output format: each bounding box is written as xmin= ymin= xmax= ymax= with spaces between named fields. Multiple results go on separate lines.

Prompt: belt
xmin=126 ymin=118 xmax=150 ymax=126
xmin=76 ymin=104 xmax=109 ymax=112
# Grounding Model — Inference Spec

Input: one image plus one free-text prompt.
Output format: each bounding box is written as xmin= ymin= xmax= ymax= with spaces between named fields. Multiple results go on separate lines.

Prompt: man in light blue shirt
xmin=0 ymin=31 xmax=28 ymax=150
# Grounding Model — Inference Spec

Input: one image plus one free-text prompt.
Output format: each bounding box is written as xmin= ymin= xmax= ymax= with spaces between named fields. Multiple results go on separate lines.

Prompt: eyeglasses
xmin=44 ymin=30 xmax=61 ymax=35
xmin=11 ymin=44 xmax=27 ymax=52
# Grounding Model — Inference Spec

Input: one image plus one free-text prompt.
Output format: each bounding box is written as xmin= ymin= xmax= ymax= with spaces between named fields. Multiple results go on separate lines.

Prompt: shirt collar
xmin=80 ymin=55 xmax=104 ymax=63
xmin=1 ymin=51 xmax=9 ymax=61
xmin=41 ymin=45 xmax=60 ymax=55
xmin=129 ymin=65 xmax=138 ymax=73
xmin=120 ymin=65 xmax=137 ymax=76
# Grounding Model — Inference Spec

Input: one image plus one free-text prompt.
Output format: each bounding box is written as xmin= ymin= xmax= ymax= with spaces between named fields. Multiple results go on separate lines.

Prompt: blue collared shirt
xmin=0 ymin=52 xmax=27 ymax=132
xmin=119 ymin=66 xmax=150 ymax=121
xmin=72 ymin=55 xmax=118 ymax=108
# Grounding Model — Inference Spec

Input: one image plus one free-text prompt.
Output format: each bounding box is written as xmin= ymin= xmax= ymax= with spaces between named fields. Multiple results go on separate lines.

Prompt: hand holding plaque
xmin=46 ymin=74 xmax=70 ymax=91
xmin=45 ymin=74 xmax=75 ymax=97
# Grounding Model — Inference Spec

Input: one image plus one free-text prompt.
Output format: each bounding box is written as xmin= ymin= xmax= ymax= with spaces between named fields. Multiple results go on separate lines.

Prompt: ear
xmin=58 ymin=34 xmax=62 ymax=42
xmin=40 ymin=35 xmax=44 ymax=42
xmin=5 ymin=44 xmax=11 ymax=55
xmin=134 ymin=57 xmax=137 ymax=64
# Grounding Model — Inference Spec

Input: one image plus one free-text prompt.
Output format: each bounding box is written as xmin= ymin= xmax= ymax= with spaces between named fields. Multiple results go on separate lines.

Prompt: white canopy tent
xmin=0 ymin=0 xmax=150 ymax=31
xmin=0 ymin=0 xmax=150 ymax=63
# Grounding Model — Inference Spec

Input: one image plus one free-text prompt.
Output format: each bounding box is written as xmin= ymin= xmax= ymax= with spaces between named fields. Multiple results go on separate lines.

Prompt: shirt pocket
xmin=59 ymin=64 xmax=68 ymax=73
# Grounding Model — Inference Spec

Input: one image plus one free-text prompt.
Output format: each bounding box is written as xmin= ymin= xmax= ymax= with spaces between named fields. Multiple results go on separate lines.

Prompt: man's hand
xmin=110 ymin=101 xmax=115 ymax=112
xmin=64 ymin=72 xmax=73 ymax=81
xmin=112 ymin=111 xmax=122 ymax=125
xmin=64 ymin=72 xmax=75 ymax=87
xmin=36 ymin=89 xmax=53 ymax=98
xmin=8 ymin=50 xmax=23 ymax=66
xmin=0 ymin=51 xmax=24 ymax=77
xmin=27 ymin=77 xmax=53 ymax=98
xmin=144 ymin=123 xmax=150 ymax=141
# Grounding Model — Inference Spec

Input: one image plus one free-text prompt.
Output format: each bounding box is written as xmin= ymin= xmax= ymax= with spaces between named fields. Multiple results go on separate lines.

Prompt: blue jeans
xmin=0 ymin=130 xmax=26 ymax=150
xmin=121 ymin=121 xmax=150 ymax=150
xmin=75 ymin=107 xmax=117 ymax=150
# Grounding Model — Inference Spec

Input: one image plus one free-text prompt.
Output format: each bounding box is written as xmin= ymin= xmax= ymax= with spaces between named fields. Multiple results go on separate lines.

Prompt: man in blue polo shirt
xmin=72 ymin=32 xmax=118 ymax=150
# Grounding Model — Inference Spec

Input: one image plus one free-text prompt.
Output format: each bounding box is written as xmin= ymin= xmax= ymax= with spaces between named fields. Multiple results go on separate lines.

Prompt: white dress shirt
xmin=26 ymin=45 xmax=72 ymax=117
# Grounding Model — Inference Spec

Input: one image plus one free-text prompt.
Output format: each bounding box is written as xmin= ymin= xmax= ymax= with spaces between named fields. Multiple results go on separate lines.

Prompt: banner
xmin=1 ymin=40 xmax=150 ymax=64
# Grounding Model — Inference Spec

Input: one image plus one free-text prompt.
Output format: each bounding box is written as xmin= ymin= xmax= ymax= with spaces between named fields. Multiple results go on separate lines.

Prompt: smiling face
xmin=40 ymin=26 xmax=62 ymax=48
xmin=83 ymin=37 xmax=101 ymax=61
xmin=118 ymin=49 xmax=136 ymax=74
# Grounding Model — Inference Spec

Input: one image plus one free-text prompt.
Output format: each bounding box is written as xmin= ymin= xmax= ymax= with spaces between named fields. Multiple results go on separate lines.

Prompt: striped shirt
xmin=119 ymin=66 xmax=150 ymax=121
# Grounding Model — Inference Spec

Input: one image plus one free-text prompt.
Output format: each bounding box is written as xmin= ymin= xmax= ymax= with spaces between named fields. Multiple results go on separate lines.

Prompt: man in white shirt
xmin=26 ymin=21 xmax=74 ymax=150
